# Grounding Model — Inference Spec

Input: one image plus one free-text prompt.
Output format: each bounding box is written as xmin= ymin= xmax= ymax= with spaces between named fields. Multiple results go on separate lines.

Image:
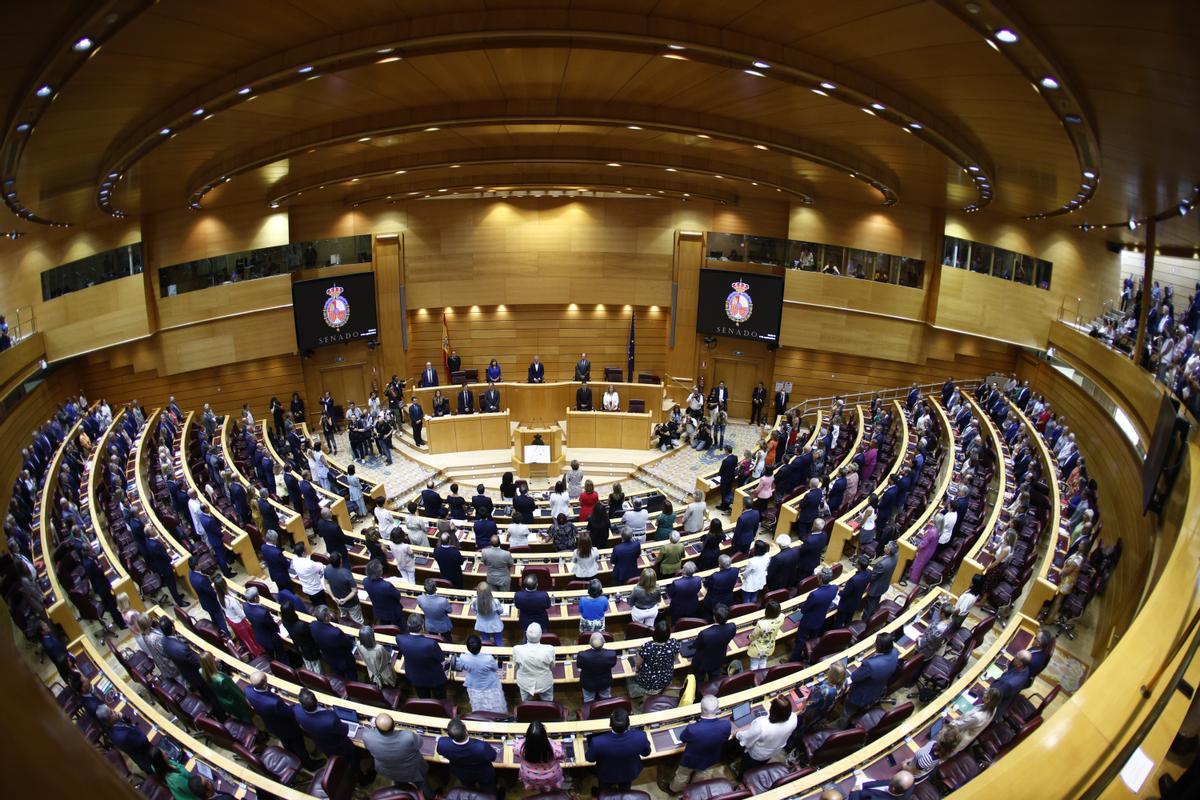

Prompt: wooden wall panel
xmin=156 ymin=307 xmax=298 ymax=375
xmin=407 ymin=304 xmax=667 ymax=385
xmin=788 ymin=197 xmax=939 ymax=259
xmin=38 ymin=274 xmax=153 ymax=361
xmin=77 ymin=352 xmax=305 ymax=419
xmin=784 ymin=269 xmax=926 ymax=321
xmin=1016 ymin=353 xmax=1154 ymax=659
xmin=373 ymin=236 xmax=406 ymax=382
xmin=157 ymin=274 xmax=293 ymax=330
xmin=1120 ymin=250 xmax=1196 ymax=312
xmin=144 ymin=201 xmax=289 ymax=270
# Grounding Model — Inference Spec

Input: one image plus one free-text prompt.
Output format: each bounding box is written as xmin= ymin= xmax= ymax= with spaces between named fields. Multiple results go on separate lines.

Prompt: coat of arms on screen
xmin=724 ymin=280 xmax=753 ymax=325
xmin=322 ymin=284 xmax=350 ymax=329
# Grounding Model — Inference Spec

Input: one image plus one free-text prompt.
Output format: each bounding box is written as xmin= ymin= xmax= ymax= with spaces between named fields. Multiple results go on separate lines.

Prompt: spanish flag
xmin=441 ymin=311 xmax=452 ymax=381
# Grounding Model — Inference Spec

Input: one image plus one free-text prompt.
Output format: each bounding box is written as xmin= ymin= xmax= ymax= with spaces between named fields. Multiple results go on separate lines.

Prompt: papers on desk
xmin=985 ymin=663 xmax=1004 ymax=680
xmin=346 ymin=722 xmax=361 ymax=739
xmin=903 ymin=624 xmax=922 ymax=642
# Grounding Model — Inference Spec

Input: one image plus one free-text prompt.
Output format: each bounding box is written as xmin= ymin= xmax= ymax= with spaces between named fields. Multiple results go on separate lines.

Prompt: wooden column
xmin=666 ymin=230 xmax=704 ymax=387
xmin=1133 ymin=219 xmax=1157 ymax=365
xmin=372 ymin=234 xmax=406 ymax=382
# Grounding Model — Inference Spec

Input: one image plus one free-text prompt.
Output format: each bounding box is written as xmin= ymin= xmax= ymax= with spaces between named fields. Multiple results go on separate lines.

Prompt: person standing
xmin=436 ymin=718 xmax=499 ymax=793
xmin=665 ymin=695 xmax=732 ymax=793
xmin=577 ymin=631 xmax=618 ymax=702
xmin=363 ymin=713 xmax=431 ymax=797
xmin=457 ymin=634 xmax=508 ymax=714
xmin=751 ymin=381 xmax=767 ymax=426
xmin=513 ymin=622 xmax=556 ymax=701
xmin=736 ymin=696 xmax=797 ymax=775
xmin=514 ymin=720 xmax=565 ymax=793
xmin=586 ymin=709 xmax=651 ymax=792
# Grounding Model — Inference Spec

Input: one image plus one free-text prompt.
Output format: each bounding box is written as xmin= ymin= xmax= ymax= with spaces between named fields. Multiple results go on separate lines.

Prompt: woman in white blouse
xmin=548 ymin=481 xmax=571 ymax=520
xmin=602 ymin=385 xmax=620 ymax=412
xmin=507 ymin=520 xmax=530 ymax=548
xmin=740 ymin=539 xmax=771 ymax=604
xmin=736 ymin=697 xmax=797 ymax=775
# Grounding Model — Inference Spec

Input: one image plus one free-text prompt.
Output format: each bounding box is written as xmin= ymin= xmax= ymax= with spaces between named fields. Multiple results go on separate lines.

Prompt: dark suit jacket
xmin=457 ymin=390 xmax=474 ymax=414
xmin=610 ymin=540 xmax=641 ymax=583
xmin=364 ymin=576 xmax=405 ymax=626
xmin=847 ymin=650 xmax=899 ymax=707
xmin=142 ymin=536 xmax=174 ymax=577
xmin=849 ymin=780 xmax=913 ymax=800
xmin=775 ymin=391 xmax=789 ymax=415
xmin=797 ymin=583 xmax=837 ymax=635
xmin=436 ymin=737 xmax=497 ymax=786
xmin=586 ymin=729 xmax=651 ymax=786
xmin=229 ymin=482 xmax=250 ymax=520
xmin=419 ymin=368 xmax=439 ymax=388
xmin=718 ymin=454 xmax=737 ymax=487
xmin=243 ymin=602 xmax=282 ymax=651
xmin=867 ymin=554 xmax=897 ymax=598
xmin=797 ymin=488 xmax=824 ymax=528
xmin=260 ymin=543 xmax=292 ymax=590
xmin=576 ymin=386 xmax=593 ymax=411
xmin=310 ymin=620 xmax=357 ymax=677
xmin=294 ymin=706 xmax=355 ymax=758
xmin=577 ymin=647 xmax=618 ymax=693
xmin=244 ymin=686 xmax=304 ymax=741
xmin=162 ymin=635 xmax=202 ymax=681
xmin=574 ymin=360 xmax=591 ymax=382
xmin=480 ymin=389 xmax=500 ymax=413
xmin=795 ymin=530 xmax=828 ymax=578
xmin=732 ymin=509 xmax=760 ymax=553
xmin=398 ymin=633 xmax=446 ymax=688
xmin=433 ymin=545 xmax=464 ymax=588
xmin=666 ymin=575 xmax=702 ymax=620
xmin=679 ymin=716 xmax=732 ymax=770
xmin=703 ymin=568 xmax=738 ymax=611
xmin=111 ymin=722 xmax=154 ymax=767
xmin=514 ymin=589 xmax=551 ymax=629
xmin=258 ymin=498 xmax=281 ymax=535
xmin=420 ymin=488 xmax=443 ymax=517
xmin=836 ymin=570 xmax=873 ymax=622
xmin=409 ymin=403 xmax=424 ymax=425
xmin=527 ymin=362 xmax=545 ymax=383
xmin=766 ymin=547 xmax=800 ymax=591
xmin=512 ymin=493 xmax=536 ymax=523
xmin=692 ymin=622 xmax=736 ymax=675
xmin=317 ymin=518 xmax=348 ymax=556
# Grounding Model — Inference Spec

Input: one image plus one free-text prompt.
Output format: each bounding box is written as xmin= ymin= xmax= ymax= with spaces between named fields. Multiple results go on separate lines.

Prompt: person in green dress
xmin=655 ymin=530 xmax=686 ymax=577
xmin=200 ymin=651 xmax=253 ymax=723
xmin=654 ymin=500 xmax=676 ymax=541
xmin=149 ymin=747 xmax=200 ymax=800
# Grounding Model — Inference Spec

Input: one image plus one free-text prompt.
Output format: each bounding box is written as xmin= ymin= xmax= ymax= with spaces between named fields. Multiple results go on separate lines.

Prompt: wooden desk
xmin=566 ymin=409 xmax=652 ymax=449
xmin=892 ymin=398 xmax=955 ymax=584
xmin=952 ymin=393 xmax=1011 ymax=595
xmin=411 ymin=380 xmax=665 ymax=425
xmin=829 ymin=400 xmax=909 ymax=558
xmin=426 ymin=409 xmax=511 ymax=454
xmin=180 ymin=413 xmax=261 ymax=576
xmin=221 ymin=416 xmax=308 ymax=547
xmin=513 ymin=424 xmax=564 ymax=479
xmin=87 ymin=408 xmax=144 ymax=612
xmin=133 ymin=408 xmax=196 ymax=596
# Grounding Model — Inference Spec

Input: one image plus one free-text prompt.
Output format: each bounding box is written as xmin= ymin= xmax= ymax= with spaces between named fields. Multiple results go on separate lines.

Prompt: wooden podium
xmin=513 ymin=425 xmax=564 ymax=480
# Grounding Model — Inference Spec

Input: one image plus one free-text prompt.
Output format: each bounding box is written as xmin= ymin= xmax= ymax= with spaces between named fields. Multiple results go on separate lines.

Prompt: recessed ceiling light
xmin=237 ymin=87 xmax=252 ymax=95
xmin=449 ymin=164 xmax=460 ymax=168
xmin=713 ymin=175 xmax=723 ymax=179
xmin=36 ymin=85 xmax=52 ymax=98
xmin=270 ymin=202 xmax=280 ymax=209
xmin=1081 ymin=184 xmax=1092 ymax=191
xmin=357 ymin=136 xmax=372 ymax=142
xmin=968 ymin=165 xmax=981 ymax=172
xmin=394 ymin=170 xmax=407 ymax=175
xmin=1128 ymin=218 xmax=1138 ymax=230
xmin=377 ymin=56 xmax=401 ymax=64
xmin=192 ymin=108 xmax=205 ymax=116
xmin=902 ymin=127 xmax=913 ymax=134
xmin=15 ymin=122 xmax=31 ymax=133
xmin=1040 ymin=76 xmax=1059 ymax=90
xmin=986 ymin=39 xmax=1000 ymax=52
xmin=696 ymin=134 xmax=710 ymax=139
xmin=1082 ymin=170 xmax=1096 ymax=179
xmin=820 ymin=81 xmax=836 ymax=90
xmin=871 ymin=102 xmax=885 ymax=111
xmin=627 ymin=125 xmax=642 ymax=130
xmin=908 ymin=122 xmax=923 ymax=130
xmin=744 ymin=69 xmax=765 ymax=77
xmin=473 ymin=186 xmax=483 ymax=190
xmin=438 ymin=188 xmax=448 ymax=192
xmin=606 ymin=162 xmax=621 ymax=167
xmin=811 ymin=88 xmax=828 ymax=96
xmin=751 ymin=182 xmax=758 ymax=186
xmin=665 ymin=167 xmax=677 ymax=172
xmin=72 ymin=37 xmax=94 ymax=52
xmin=424 ymin=127 xmax=440 ymax=132
xmin=376 ymin=48 xmax=394 ymax=54
xmin=861 ymin=108 xmax=875 ymax=115
xmin=753 ymin=144 xmax=768 ymax=150
xmin=298 ymin=65 xmax=314 ymax=73
xmin=752 ymin=60 xmax=770 ymax=69
xmin=159 ymin=127 xmax=171 ymax=136
xmin=667 ymin=44 xmax=685 ymax=50
xmin=349 ymin=178 xmax=359 ymax=183
xmin=108 ymin=172 xmax=119 ymax=178
xmin=408 ymin=191 xmax=420 ymax=195
xmin=1063 ymin=114 xmax=1082 ymax=124
xmin=995 ymin=29 xmax=1019 ymax=43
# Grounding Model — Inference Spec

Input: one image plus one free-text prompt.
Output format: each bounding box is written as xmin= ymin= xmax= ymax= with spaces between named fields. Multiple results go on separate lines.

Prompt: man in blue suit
xmin=242 ymin=671 xmax=323 ymax=769
xmin=316 ymin=508 xmax=350 ymax=563
xmin=419 ymin=480 xmax=443 ymax=517
xmin=993 ymin=650 xmax=1033 ymax=718
xmin=849 ymin=771 xmax=915 ymax=800
xmin=795 ymin=520 xmax=829 ymax=580
xmin=835 ymin=555 xmax=874 ymax=627
xmin=690 ymin=604 xmax=735 ymax=682
xmin=257 ymin=488 xmax=283 ymax=541
xmin=187 ymin=557 xmax=228 ymax=635
xmin=95 ymin=706 xmax=156 ymax=775
xmin=159 ymin=617 xmax=222 ymax=714
xmin=310 ymin=606 xmax=358 ymax=681
xmin=611 ymin=531 xmax=642 ymax=584
xmin=436 ymin=718 xmax=497 ymax=791
xmin=843 ymin=632 xmax=900 ymax=720
xmin=433 ymin=533 xmax=464 ymax=588
xmin=731 ymin=506 xmax=760 ymax=555
xmin=827 ymin=468 xmax=848 ymax=515
xmin=363 ymin=560 xmax=405 ymax=626
xmin=789 ymin=567 xmax=838 ymax=661
xmin=766 ymin=534 xmax=800 ymax=591
xmin=133 ymin=516 xmax=186 ymax=605
xmin=586 ymin=709 xmax=651 ymax=791
xmin=418 ymin=361 xmax=439 ymax=388
xmin=877 ymin=482 xmax=902 ymax=527
xmin=197 ymin=508 xmax=235 ymax=577
xmin=666 ymin=562 xmax=702 ymax=623
xmin=228 ymin=479 xmax=251 ymax=525
xmin=664 ymin=695 xmax=732 ymax=793
xmin=408 ymin=399 xmax=425 ymax=446
xmin=242 ymin=587 xmax=284 ymax=661
xmin=717 ymin=445 xmax=737 ymax=511
xmin=472 ymin=509 xmax=498 ymax=549
xmin=294 ymin=688 xmax=369 ymax=781
xmin=795 ymin=479 xmax=824 ymax=535
xmin=527 ymin=355 xmax=545 ymax=383
xmin=299 ymin=471 xmax=321 ymax=530
xmin=702 ymin=555 xmax=738 ymax=619
xmin=259 ymin=530 xmax=294 ymax=592
xmin=397 ymin=616 xmax=448 ymax=698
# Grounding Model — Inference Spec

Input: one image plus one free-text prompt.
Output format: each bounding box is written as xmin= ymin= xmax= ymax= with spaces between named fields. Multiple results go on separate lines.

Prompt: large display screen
xmin=696 ymin=268 xmax=784 ymax=343
xmin=292 ymin=272 xmax=379 ymax=350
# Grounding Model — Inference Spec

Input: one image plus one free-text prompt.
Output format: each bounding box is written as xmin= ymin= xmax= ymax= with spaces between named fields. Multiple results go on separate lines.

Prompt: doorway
xmin=713 ymin=356 xmax=765 ymax=421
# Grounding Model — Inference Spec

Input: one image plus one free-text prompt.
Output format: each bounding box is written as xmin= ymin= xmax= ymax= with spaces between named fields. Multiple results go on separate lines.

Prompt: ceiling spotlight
xmin=377 ymin=56 xmax=401 ymax=64
xmin=449 ymin=164 xmax=460 ymax=168
xmin=1181 ymin=201 xmax=1192 ymax=216
xmin=424 ymin=126 xmax=440 ymax=132
xmin=298 ymin=65 xmax=314 ymax=73
xmin=108 ymin=172 xmax=119 ymax=178
xmin=159 ymin=127 xmax=171 ymax=135
xmin=744 ymin=69 xmax=765 ymax=77
xmin=437 ymin=188 xmax=447 ymax=192
xmin=968 ymin=165 xmax=981 ymax=172
xmin=1040 ymin=76 xmax=1060 ymax=90
xmin=269 ymin=202 xmax=280 ymax=209
xmin=1082 ymin=170 xmax=1097 ymax=179
xmin=394 ymin=170 xmax=407 ymax=175
xmin=995 ymin=28 xmax=1019 ymax=43
xmin=696 ymin=134 xmax=710 ymax=139
xmin=237 ymin=86 xmax=252 ymax=95
xmin=606 ymin=162 xmax=621 ymax=167
xmin=811 ymin=88 xmax=828 ymax=96
xmin=357 ymin=136 xmax=372 ymax=142
xmin=753 ymin=144 xmax=768 ymax=150
xmin=14 ymin=122 xmax=31 ymax=133
xmin=665 ymin=167 xmax=677 ymax=172
xmin=908 ymin=122 xmax=923 ymax=130
xmin=820 ymin=81 xmax=836 ymax=90
xmin=72 ymin=37 xmax=94 ymax=52
xmin=986 ymin=39 xmax=1000 ymax=52
xmin=870 ymin=102 xmax=885 ymax=111
xmin=192 ymin=108 xmax=205 ymax=116
xmin=376 ymin=48 xmax=394 ymax=54
xmin=752 ymin=60 xmax=770 ymax=69
xmin=667 ymin=44 xmax=686 ymax=50
xmin=1128 ymin=218 xmax=1138 ymax=230
xmin=627 ymin=125 xmax=642 ymax=130
xmin=713 ymin=175 xmax=723 ymax=179
xmin=1063 ymin=114 xmax=1082 ymax=124
xmin=861 ymin=108 xmax=875 ymax=115
xmin=473 ymin=186 xmax=483 ymax=190
xmin=36 ymin=85 xmax=52 ymax=98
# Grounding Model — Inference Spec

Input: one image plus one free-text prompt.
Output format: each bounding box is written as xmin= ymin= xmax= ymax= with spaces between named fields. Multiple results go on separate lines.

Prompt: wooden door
xmin=713 ymin=356 xmax=762 ymax=421
xmin=319 ymin=364 xmax=367 ymax=409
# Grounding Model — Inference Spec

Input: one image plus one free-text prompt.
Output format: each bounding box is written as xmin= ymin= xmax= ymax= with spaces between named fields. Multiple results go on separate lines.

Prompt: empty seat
xmin=516 ymin=700 xmax=568 ymax=722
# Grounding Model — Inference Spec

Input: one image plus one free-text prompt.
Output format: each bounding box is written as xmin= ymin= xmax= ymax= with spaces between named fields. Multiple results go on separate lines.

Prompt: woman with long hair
xmin=573 ymin=532 xmax=598 ymax=579
xmin=629 ymin=568 xmax=661 ymax=627
xmin=214 ymin=574 xmax=262 ymax=658
xmin=199 ymin=651 xmax=253 ymax=723
xmin=470 ymin=582 xmax=504 ymax=646
xmin=514 ymin=720 xmax=565 ymax=791
xmin=457 ymin=634 xmax=508 ymax=714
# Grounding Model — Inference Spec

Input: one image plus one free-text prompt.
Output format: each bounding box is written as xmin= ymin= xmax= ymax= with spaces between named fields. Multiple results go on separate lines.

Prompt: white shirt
xmin=188 ymin=497 xmax=205 ymax=534
xmin=290 ymin=555 xmax=325 ymax=595
xmin=682 ymin=501 xmax=706 ymax=534
xmin=938 ymin=511 xmax=958 ymax=544
xmin=223 ymin=594 xmax=247 ymax=624
xmin=391 ymin=541 xmax=415 ymax=574
xmin=741 ymin=553 xmax=771 ymax=593
xmin=507 ymin=523 xmax=530 ymax=547
xmin=622 ymin=508 xmax=649 ymax=539
xmin=274 ymin=473 xmax=288 ymax=498
xmin=954 ymin=590 xmax=979 ymax=616
xmin=513 ymin=642 xmax=556 ymax=695
xmin=736 ymin=713 xmax=798 ymax=761
xmin=603 ymin=391 xmax=620 ymax=411
xmin=375 ymin=505 xmax=397 ymax=533
xmin=549 ymin=491 xmax=571 ymax=520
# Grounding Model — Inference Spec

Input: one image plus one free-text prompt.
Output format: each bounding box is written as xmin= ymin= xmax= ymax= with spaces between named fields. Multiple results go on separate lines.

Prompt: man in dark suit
xmin=480 ymin=380 xmax=501 ymax=413
xmin=691 ymin=604 xmax=736 ymax=682
xmin=862 ymin=541 xmax=898 ymax=619
xmin=665 ymin=695 xmax=732 ymax=793
xmin=789 ymin=568 xmax=838 ymax=661
xmin=363 ymin=559 xmax=405 ymax=626
xmin=159 ymin=617 xmax=221 ymax=712
xmin=188 ymin=558 xmax=228 ymax=636
xmin=436 ymin=718 xmax=498 ymax=792
xmin=905 ymin=383 xmax=919 ymax=411
xmin=408 ymin=399 xmax=425 ymax=446
xmin=299 ymin=472 xmax=321 ymax=531
xmin=228 ymin=479 xmax=251 ymax=525
xmin=242 ymin=587 xmax=285 ymax=661
xmin=513 ymin=574 xmax=551 ymax=629
xmin=844 ymin=633 xmax=900 ymax=719
xmin=456 ymin=382 xmax=474 ymax=415
xmin=576 ymin=380 xmax=593 ymax=411
xmin=419 ymin=480 xmax=443 ymax=517
xmin=574 ymin=352 xmax=591 ymax=382
xmin=398 ymin=616 xmax=449 ymax=697
xmin=260 ymin=530 xmax=293 ymax=591
xmin=96 ymin=706 xmax=156 ymax=775
xmin=707 ymin=380 xmax=729 ymax=412
xmin=587 ymin=709 xmax=651 ymax=791
xmin=702 ymin=555 xmax=738 ymax=619
xmin=433 ymin=533 xmax=464 ymax=588
xmin=774 ymin=387 xmax=789 ymax=420
xmin=827 ymin=468 xmax=848 ymax=515
xmin=610 ymin=531 xmax=641 ymax=584
xmin=1027 ymin=630 xmax=1056 ymax=679
xmin=766 ymin=535 xmax=800 ymax=591
xmin=836 ymin=555 xmax=874 ymax=627
xmin=242 ymin=672 xmax=323 ymax=768
xmin=446 ymin=350 xmax=461 ymax=375
xmin=470 ymin=485 xmax=494 ymax=518
xmin=316 ymin=508 xmax=349 ymax=563
xmin=512 ymin=485 xmax=536 ymax=524
xmin=293 ymin=688 xmax=369 ymax=781
xmin=795 ymin=479 xmax=824 ymax=535
xmin=717 ymin=445 xmax=737 ymax=512
xmin=133 ymin=518 xmax=186 ymax=606
xmin=309 ymin=606 xmax=358 ymax=681
xmin=876 ymin=482 xmax=902 ymax=527
xmin=848 ymin=771 xmax=915 ymax=800
xmin=731 ymin=506 xmax=761 ymax=555
xmin=257 ymin=488 xmax=283 ymax=540
xmin=418 ymin=361 xmax=439 ymax=388
xmin=750 ymin=381 xmax=767 ymax=426
xmin=993 ymin=650 xmax=1033 ymax=718
xmin=577 ymin=632 xmax=619 ymax=702
xmin=666 ymin=562 xmax=702 ymax=623
xmin=794 ymin=519 xmax=828 ymax=579
xmin=527 ymin=355 xmax=545 ymax=383
xmin=197 ymin=509 xmax=235 ymax=577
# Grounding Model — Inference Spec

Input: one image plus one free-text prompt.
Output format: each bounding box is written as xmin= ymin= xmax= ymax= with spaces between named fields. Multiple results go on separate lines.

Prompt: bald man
xmin=241 ymin=672 xmax=323 ymax=769
xmin=993 ymin=650 xmax=1033 ymax=718
xmin=848 ymin=770 xmax=913 ymax=799
xmin=362 ymin=713 xmax=431 ymax=796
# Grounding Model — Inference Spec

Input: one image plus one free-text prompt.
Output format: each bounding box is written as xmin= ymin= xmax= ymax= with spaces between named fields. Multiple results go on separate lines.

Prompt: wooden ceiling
xmin=2 ymin=0 xmax=1197 ymax=246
